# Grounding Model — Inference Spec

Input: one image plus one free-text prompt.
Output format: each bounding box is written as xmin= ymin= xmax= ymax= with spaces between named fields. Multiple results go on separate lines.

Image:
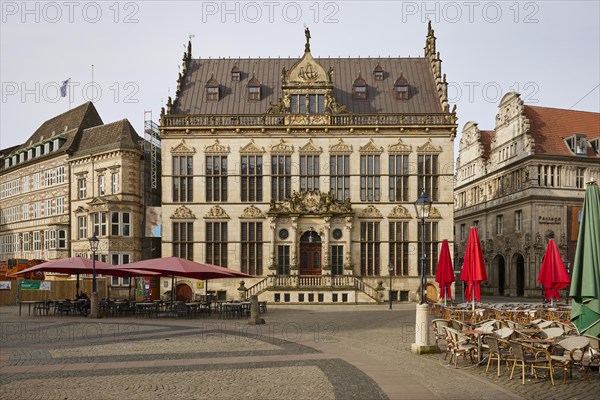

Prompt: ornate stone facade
xmin=160 ymin=26 xmax=456 ymax=302
xmin=454 ymin=92 xmax=599 ymax=297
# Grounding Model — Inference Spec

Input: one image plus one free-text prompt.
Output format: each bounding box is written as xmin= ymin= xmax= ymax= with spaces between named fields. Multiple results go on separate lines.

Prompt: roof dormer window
xmin=231 ymin=65 xmax=241 ymax=81
xmin=206 ymin=74 xmax=220 ymax=101
xmin=373 ymin=64 xmax=384 ymax=81
xmin=247 ymin=75 xmax=261 ymax=101
xmin=566 ymin=134 xmax=589 ymax=156
xmin=590 ymin=138 xmax=599 ymax=155
xmin=352 ymin=74 xmax=367 ymax=100
xmin=394 ymin=73 xmax=409 ymax=100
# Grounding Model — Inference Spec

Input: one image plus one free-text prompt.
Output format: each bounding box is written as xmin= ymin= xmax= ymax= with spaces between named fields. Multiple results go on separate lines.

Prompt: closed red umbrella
xmin=538 ymin=239 xmax=570 ymax=306
xmin=435 ymin=239 xmax=454 ymax=305
xmin=460 ymin=227 xmax=487 ymax=308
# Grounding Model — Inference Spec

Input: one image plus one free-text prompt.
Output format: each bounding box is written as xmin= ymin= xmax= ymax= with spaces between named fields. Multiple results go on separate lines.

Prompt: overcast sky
xmin=1 ymin=1 xmax=598 ymax=159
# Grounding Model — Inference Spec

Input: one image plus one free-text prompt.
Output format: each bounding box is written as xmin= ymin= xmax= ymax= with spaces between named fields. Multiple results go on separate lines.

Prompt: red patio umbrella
xmin=9 ymin=257 xmax=157 ymax=278
xmin=113 ymin=257 xmax=252 ymax=280
xmin=460 ymin=227 xmax=487 ymax=309
xmin=435 ymin=239 xmax=455 ymax=305
xmin=113 ymin=257 xmax=252 ymax=305
xmin=9 ymin=257 xmax=158 ymax=298
xmin=538 ymin=239 xmax=570 ymax=306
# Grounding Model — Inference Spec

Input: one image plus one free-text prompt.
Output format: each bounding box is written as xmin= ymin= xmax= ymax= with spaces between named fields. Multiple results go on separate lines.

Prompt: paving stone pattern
xmin=1 ymin=304 xmax=598 ymax=399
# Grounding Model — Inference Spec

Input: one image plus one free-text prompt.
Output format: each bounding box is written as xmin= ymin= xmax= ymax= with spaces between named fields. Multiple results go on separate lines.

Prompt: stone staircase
xmin=244 ymin=275 xmax=383 ymax=303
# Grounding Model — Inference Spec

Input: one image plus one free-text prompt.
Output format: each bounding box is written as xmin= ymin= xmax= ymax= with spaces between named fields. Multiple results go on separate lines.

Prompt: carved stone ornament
xmin=171 ymin=205 xmax=196 ymax=219
xmin=204 ymin=205 xmax=230 ymax=219
xmin=358 ymin=205 xmax=383 ymax=219
xmin=428 ymin=207 xmax=442 ymax=219
xmin=73 ymin=206 xmax=87 ymax=215
xmin=417 ymin=140 xmax=443 ymax=154
xmin=388 ymin=139 xmax=412 ymax=154
xmin=388 ymin=205 xmax=411 ymax=219
xmin=329 ymin=139 xmax=353 ymax=155
xmin=299 ymin=139 xmax=322 ymax=155
xmin=240 ymin=205 xmax=265 ymax=219
xmin=239 ymin=140 xmax=265 ymax=155
xmin=359 ymin=140 xmax=384 ymax=155
xmin=269 ymin=190 xmax=352 ymax=215
xmin=171 ymin=140 xmax=196 ymax=155
xmin=204 ymin=139 xmax=230 ymax=155
xmin=270 ymin=139 xmax=294 ymax=155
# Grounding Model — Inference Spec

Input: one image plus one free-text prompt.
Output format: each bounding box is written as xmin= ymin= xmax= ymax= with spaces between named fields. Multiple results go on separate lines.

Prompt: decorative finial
xmin=304 ymin=27 xmax=311 ymax=52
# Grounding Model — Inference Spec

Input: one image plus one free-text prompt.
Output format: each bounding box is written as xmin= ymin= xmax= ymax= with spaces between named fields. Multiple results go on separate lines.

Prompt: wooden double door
xmin=300 ymin=231 xmax=322 ymax=275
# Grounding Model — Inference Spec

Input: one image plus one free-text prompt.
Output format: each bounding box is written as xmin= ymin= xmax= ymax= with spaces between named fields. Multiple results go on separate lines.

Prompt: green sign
xmin=20 ymin=280 xmax=51 ymax=290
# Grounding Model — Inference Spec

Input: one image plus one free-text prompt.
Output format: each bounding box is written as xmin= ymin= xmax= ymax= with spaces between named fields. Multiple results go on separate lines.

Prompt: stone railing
xmin=245 ymin=277 xmax=269 ymax=297
xmin=162 ymin=113 xmax=456 ymax=128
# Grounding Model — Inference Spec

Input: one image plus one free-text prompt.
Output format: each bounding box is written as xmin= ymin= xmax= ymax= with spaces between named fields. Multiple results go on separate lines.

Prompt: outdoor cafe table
xmin=19 ymin=300 xmax=46 ymax=316
xmin=513 ymin=337 xmax=555 ymax=348
xmin=463 ymin=329 xmax=493 ymax=365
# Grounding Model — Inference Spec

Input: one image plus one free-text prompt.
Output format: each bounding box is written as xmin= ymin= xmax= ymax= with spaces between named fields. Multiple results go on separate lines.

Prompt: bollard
xmin=248 ymin=295 xmax=265 ymax=325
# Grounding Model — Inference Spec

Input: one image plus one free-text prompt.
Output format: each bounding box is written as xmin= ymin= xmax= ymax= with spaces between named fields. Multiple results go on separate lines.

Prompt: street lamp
xmin=414 ymin=190 xmax=433 ymax=305
xmin=389 ymin=262 xmax=394 ymax=310
xmin=88 ymin=235 xmax=100 ymax=318
xmin=411 ymin=190 xmax=437 ymax=355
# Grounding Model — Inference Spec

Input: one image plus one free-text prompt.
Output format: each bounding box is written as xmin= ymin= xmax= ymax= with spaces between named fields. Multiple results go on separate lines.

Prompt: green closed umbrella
xmin=570 ymin=179 xmax=600 ymax=337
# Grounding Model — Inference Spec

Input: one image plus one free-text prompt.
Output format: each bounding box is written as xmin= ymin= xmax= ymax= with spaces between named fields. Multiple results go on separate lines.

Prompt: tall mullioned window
xmin=300 ymin=155 xmax=319 ymax=192
xmin=389 ymin=154 xmax=409 ymax=201
xmin=360 ymin=155 xmax=380 ymax=202
xmin=418 ymin=221 xmax=439 ymax=276
xmin=241 ymin=222 xmax=263 ymax=275
xmin=389 ymin=221 xmax=409 ymax=276
xmin=173 ymin=222 xmax=193 ymax=260
xmin=206 ymin=222 xmax=227 ymax=267
xmin=173 ymin=156 xmax=193 ymax=202
xmin=206 ymin=155 xmax=227 ymax=202
xmin=360 ymin=222 xmax=380 ymax=276
xmin=417 ymin=154 xmax=439 ymax=201
xmin=241 ymin=155 xmax=262 ymax=202
xmin=330 ymin=155 xmax=350 ymax=200
xmin=271 ymin=155 xmax=291 ymax=201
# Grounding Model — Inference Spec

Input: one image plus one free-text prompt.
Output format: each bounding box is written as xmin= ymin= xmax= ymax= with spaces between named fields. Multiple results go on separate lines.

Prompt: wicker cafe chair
xmin=485 ymin=337 xmax=513 ymax=377
xmin=431 ymin=319 xmax=451 ymax=346
xmin=445 ymin=327 xmax=477 ymax=367
xmin=550 ymin=336 xmax=591 ymax=384
xmin=582 ymin=335 xmax=600 ymax=381
xmin=509 ymin=341 xmax=555 ymax=385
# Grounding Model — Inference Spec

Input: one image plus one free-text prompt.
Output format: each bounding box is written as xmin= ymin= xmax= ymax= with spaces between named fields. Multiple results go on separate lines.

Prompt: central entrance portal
xmin=300 ymin=231 xmax=322 ymax=275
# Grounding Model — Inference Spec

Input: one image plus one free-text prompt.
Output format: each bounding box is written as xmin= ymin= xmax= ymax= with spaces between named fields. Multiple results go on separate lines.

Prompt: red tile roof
xmin=479 ymin=130 xmax=495 ymax=159
xmin=524 ymin=106 xmax=599 ymax=157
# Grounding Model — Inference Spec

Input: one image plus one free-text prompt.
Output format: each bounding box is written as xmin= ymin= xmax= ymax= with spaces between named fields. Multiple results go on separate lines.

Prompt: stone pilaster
xmin=322 ymin=216 xmax=331 ymax=272
xmin=344 ymin=216 xmax=353 ymax=274
xmin=290 ymin=216 xmax=299 ymax=273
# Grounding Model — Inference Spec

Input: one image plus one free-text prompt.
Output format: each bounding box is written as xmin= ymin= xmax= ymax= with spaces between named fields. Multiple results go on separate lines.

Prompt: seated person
xmin=76 ymin=291 xmax=89 ymax=300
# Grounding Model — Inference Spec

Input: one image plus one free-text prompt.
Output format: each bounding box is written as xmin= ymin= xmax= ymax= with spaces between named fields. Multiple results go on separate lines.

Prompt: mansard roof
xmin=73 ymin=119 xmax=141 ymax=156
xmin=174 ymin=57 xmax=442 ymax=115
xmin=524 ymin=105 xmax=599 ymax=157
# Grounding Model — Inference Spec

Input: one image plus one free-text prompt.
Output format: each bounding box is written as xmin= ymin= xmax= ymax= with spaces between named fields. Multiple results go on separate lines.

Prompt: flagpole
xmin=91 ymin=64 xmax=94 ymax=103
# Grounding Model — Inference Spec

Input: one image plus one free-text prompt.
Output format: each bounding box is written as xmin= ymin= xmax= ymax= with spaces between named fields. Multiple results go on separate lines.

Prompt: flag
xmin=60 ymin=79 xmax=70 ymax=97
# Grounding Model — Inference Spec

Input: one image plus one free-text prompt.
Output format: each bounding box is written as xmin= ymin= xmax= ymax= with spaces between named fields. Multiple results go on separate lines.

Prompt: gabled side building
xmin=0 ymin=103 xmax=149 ymax=295
xmin=454 ymin=92 xmax=600 ymax=297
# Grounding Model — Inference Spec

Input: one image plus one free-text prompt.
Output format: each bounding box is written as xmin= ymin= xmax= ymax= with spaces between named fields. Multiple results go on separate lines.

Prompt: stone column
xmin=343 ymin=216 xmax=353 ymax=275
xmin=321 ymin=216 xmax=331 ymax=273
xmin=290 ymin=217 xmax=299 ymax=274
xmin=268 ymin=217 xmax=277 ymax=274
